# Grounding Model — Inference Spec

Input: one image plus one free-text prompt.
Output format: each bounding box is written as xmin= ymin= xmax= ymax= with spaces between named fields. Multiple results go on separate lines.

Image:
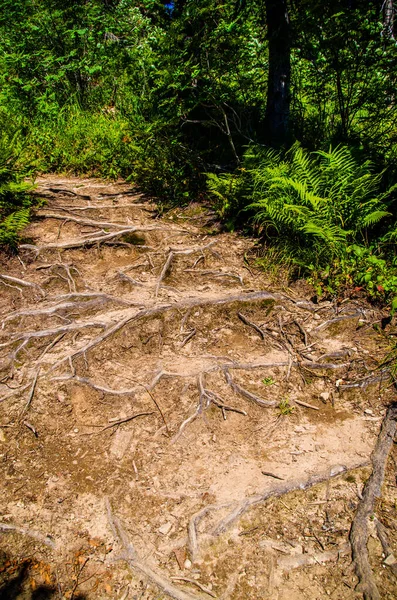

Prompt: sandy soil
xmin=0 ymin=176 xmax=396 ymax=600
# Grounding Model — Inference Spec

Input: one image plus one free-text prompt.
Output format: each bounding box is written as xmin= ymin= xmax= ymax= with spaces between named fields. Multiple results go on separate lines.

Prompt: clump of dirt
xmin=0 ymin=175 xmax=396 ymax=600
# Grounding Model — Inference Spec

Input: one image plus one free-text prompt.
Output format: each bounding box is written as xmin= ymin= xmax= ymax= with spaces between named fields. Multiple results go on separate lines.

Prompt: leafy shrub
xmin=0 ymin=114 xmax=35 ymax=250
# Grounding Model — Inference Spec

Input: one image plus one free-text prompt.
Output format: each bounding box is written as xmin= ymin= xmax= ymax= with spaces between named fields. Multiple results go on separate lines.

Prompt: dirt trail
xmin=0 ymin=176 xmax=396 ymax=600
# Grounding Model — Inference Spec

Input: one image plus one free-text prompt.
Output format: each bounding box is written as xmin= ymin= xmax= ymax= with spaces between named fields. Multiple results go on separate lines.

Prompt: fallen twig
xmin=293 ymin=399 xmax=320 ymax=411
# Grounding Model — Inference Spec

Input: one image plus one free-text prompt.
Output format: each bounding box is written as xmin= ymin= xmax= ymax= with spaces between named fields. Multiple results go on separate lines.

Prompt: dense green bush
xmin=207 ymin=143 xmax=397 ymax=304
xmin=0 ymin=113 xmax=35 ymax=249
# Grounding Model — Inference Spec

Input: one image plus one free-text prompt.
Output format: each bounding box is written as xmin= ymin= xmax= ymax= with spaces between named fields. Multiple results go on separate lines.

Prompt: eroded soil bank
xmin=0 ymin=176 xmax=396 ymax=600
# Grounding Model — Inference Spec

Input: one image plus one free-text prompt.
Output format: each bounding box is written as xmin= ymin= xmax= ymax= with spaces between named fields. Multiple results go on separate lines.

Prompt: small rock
xmin=384 ymin=554 xmax=397 ymax=566
xmin=0 ymin=430 xmax=6 ymax=443
xmin=364 ymin=409 xmax=373 ymax=415
xmin=313 ymin=314 xmax=321 ymax=320
xmin=330 ymin=465 xmax=346 ymax=477
xmin=73 ymin=428 xmax=79 ymax=433
xmin=320 ymin=392 xmax=330 ymax=402
xmin=158 ymin=522 xmax=172 ymax=536
xmin=184 ymin=559 xmax=192 ymax=569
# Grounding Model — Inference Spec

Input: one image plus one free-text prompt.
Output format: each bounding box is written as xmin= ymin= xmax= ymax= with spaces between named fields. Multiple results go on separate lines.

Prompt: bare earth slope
xmin=0 ymin=176 xmax=396 ymax=600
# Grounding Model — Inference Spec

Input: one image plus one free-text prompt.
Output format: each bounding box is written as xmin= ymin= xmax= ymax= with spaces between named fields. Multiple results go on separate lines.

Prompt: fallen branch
xmin=350 ymin=402 xmax=397 ymax=600
xmin=94 ymin=411 xmax=155 ymax=433
xmin=293 ymin=399 xmax=320 ymax=411
xmin=106 ymin=499 xmax=204 ymax=600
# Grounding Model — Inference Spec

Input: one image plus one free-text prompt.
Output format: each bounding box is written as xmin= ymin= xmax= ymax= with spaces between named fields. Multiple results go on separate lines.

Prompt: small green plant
xmin=262 ymin=377 xmax=275 ymax=386
xmin=278 ymin=399 xmax=294 ymax=415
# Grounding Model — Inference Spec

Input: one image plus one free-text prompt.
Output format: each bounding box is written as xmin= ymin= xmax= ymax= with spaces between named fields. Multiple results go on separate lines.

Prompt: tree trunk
xmin=383 ymin=0 xmax=394 ymax=39
xmin=264 ymin=0 xmax=291 ymax=147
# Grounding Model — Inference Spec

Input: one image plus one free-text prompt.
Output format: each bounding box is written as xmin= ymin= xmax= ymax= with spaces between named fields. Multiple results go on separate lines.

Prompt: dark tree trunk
xmin=264 ymin=0 xmax=291 ymax=147
xmin=383 ymin=0 xmax=394 ymax=39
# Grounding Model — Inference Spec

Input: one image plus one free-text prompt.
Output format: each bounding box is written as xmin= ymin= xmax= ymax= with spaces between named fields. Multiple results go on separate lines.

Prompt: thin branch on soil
xmin=106 ymin=499 xmax=204 ymax=600
xmin=0 ymin=522 xmax=56 ymax=549
xmin=349 ymin=402 xmax=397 ymax=600
xmin=293 ymin=399 xmax=320 ymax=411
xmin=22 ymin=367 xmax=40 ymax=414
xmin=94 ymin=411 xmax=155 ymax=433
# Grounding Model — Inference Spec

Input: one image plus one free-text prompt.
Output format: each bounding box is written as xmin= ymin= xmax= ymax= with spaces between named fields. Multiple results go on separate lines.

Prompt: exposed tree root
xmin=0 ymin=273 xmax=45 ymax=297
xmin=20 ymin=224 xmax=177 ymax=252
xmin=0 ymin=522 xmax=57 ymax=549
xmin=155 ymin=241 xmax=217 ymax=296
xmin=106 ymin=499 xmax=204 ymax=600
xmin=212 ymin=461 xmax=369 ymax=537
xmin=349 ymin=402 xmax=397 ymax=600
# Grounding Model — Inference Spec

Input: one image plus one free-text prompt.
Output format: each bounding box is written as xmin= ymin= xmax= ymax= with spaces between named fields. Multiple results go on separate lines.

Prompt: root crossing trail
xmin=0 ymin=176 xmax=396 ymax=600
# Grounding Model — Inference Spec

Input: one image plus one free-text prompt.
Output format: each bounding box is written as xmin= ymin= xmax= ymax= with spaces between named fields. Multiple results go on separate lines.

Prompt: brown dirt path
xmin=0 ymin=176 xmax=396 ymax=600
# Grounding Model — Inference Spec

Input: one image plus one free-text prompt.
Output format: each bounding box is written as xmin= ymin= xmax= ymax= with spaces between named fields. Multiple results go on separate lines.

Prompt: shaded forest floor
xmin=0 ymin=176 xmax=396 ymax=600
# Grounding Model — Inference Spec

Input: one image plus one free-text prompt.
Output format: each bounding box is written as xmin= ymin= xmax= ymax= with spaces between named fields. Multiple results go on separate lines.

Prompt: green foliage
xmin=262 ymin=377 xmax=275 ymax=386
xmin=0 ymin=113 xmax=35 ymax=249
xmin=208 ymin=144 xmax=393 ymax=261
xmin=308 ymin=245 xmax=397 ymax=304
xmin=278 ymin=399 xmax=294 ymax=416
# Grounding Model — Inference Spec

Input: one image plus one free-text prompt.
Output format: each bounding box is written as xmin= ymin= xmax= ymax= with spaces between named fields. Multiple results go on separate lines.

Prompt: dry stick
xmin=349 ymin=402 xmax=397 ymax=600
xmin=293 ymin=399 xmax=320 ymax=411
xmin=22 ymin=367 xmax=40 ymax=414
xmin=0 ymin=522 xmax=56 ymax=549
xmin=262 ymin=471 xmax=284 ymax=480
xmin=180 ymin=328 xmax=196 ymax=348
xmin=96 ymin=411 xmax=155 ymax=434
xmin=106 ymin=499 xmax=204 ymax=600
xmin=212 ymin=460 xmax=370 ymax=537
xmin=50 ymin=292 xmax=139 ymax=306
